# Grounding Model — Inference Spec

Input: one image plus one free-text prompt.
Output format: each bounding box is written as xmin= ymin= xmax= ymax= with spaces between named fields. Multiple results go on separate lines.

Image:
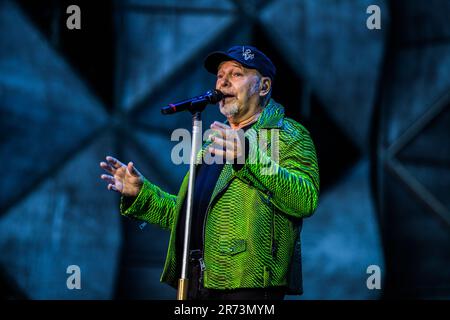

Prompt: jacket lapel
xmin=208 ymin=163 xmax=234 ymax=208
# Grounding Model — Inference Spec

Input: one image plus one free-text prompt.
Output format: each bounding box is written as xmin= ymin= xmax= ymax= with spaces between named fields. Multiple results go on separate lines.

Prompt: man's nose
xmin=217 ymin=76 xmax=231 ymax=89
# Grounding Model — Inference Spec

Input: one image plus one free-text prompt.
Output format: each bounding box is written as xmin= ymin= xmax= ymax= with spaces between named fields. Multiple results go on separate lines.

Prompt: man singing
xmin=100 ymin=45 xmax=320 ymax=300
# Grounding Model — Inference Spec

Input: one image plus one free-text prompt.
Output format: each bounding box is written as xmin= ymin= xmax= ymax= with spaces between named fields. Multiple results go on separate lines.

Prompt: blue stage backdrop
xmin=0 ymin=0 xmax=449 ymax=299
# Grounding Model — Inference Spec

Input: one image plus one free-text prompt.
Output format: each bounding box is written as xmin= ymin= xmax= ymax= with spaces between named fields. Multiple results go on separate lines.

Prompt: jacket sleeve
xmin=120 ymin=178 xmax=177 ymax=231
xmin=233 ymin=125 xmax=320 ymax=219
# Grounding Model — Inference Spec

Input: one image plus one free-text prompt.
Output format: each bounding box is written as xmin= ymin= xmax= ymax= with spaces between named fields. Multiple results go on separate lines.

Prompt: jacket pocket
xmin=219 ymin=238 xmax=247 ymax=256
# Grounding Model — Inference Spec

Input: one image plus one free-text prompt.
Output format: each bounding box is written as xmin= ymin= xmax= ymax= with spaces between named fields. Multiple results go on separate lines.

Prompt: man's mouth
xmin=222 ymin=94 xmax=235 ymax=102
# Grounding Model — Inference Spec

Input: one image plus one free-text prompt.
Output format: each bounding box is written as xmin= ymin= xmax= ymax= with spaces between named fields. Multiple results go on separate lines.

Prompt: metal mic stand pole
xmin=177 ymin=105 xmax=205 ymax=300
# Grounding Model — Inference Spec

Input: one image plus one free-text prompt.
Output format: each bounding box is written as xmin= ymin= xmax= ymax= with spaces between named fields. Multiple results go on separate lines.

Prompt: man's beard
xmin=219 ymin=101 xmax=239 ymax=118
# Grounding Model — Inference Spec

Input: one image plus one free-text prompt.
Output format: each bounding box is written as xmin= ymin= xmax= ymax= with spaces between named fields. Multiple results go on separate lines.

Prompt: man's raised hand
xmin=100 ymin=156 xmax=143 ymax=197
xmin=208 ymin=121 xmax=244 ymax=161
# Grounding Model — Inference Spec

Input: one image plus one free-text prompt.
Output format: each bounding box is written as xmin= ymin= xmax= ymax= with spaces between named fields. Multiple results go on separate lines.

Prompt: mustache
xmin=219 ymin=91 xmax=236 ymax=98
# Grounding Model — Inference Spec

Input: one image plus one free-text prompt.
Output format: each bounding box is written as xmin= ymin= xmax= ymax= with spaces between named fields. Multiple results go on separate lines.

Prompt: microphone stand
xmin=177 ymin=104 xmax=206 ymax=300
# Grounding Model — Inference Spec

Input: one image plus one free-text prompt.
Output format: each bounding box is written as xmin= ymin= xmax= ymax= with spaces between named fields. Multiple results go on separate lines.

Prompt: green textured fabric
xmin=120 ymin=99 xmax=319 ymax=293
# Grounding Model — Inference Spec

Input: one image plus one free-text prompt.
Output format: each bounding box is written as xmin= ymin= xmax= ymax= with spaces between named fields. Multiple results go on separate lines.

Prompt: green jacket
xmin=120 ymin=99 xmax=319 ymax=294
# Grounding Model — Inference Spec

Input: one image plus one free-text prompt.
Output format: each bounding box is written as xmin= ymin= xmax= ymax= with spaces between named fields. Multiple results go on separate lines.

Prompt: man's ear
xmin=260 ymin=77 xmax=271 ymax=97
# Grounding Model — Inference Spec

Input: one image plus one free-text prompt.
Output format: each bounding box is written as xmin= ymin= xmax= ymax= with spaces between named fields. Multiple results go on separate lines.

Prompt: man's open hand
xmin=100 ymin=156 xmax=143 ymax=197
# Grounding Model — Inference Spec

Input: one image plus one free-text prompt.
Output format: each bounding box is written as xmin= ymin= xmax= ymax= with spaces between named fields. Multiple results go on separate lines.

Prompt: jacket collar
xmin=224 ymin=98 xmax=285 ymax=130
xmin=252 ymin=98 xmax=285 ymax=129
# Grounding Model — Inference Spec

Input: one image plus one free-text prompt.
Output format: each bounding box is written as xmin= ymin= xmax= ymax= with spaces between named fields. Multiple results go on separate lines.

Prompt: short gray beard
xmin=220 ymin=102 xmax=239 ymax=118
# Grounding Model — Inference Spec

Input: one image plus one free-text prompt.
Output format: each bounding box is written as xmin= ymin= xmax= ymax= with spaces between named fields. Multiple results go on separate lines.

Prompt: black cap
xmin=204 ymin=45 xmax=276 ymax=80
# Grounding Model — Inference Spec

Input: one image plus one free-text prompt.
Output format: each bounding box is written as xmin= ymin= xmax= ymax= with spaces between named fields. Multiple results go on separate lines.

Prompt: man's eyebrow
xmin=229 ymin=63 xmax=244 ymax=70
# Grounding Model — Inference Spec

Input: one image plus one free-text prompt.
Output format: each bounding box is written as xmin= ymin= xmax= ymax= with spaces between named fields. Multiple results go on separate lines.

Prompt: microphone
xmin=161 ymin=89 xmax=224 ymax=115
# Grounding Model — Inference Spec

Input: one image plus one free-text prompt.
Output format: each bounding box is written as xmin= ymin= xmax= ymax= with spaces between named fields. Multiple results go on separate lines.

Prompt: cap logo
xmin=242 ymin=46 xmax=254 ymax=61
